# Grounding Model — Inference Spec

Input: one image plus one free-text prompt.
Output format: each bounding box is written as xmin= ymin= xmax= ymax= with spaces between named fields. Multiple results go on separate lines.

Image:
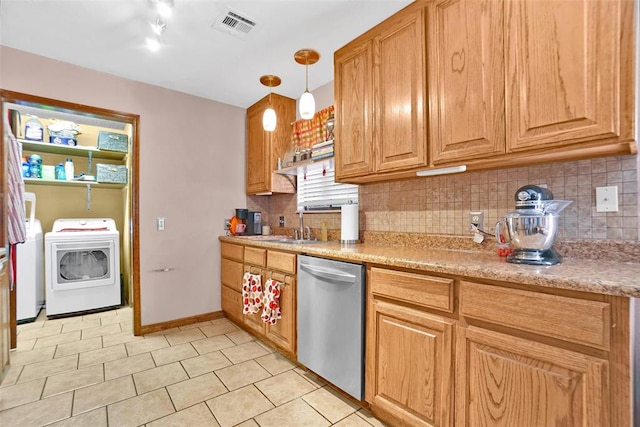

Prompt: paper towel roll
xmin=341 ymin=204 xmax=359 ymax=243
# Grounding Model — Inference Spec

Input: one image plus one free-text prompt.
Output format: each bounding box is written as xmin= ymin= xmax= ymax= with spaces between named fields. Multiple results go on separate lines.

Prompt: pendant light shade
xmin=294 ymin=49 xmax=320 ymax=120
xmin=299 ymin=91 xmax=315 ymax=120
xmin=262 ymin=107 xmax=277 ymax=131
xmin=259 ymin=75 xmax=281 ymax=132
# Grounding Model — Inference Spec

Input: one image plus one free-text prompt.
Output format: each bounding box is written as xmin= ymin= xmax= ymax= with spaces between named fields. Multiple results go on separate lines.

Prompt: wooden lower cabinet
xmin=366 ymin=267 xmax=629 ymax=427
xmin=367 ymin=298 xmax=454 ymax=427
xmin=220 ymin=243 xmax=297 ymax=356
xmin=456 ymin=326 xmax=609 ymax=427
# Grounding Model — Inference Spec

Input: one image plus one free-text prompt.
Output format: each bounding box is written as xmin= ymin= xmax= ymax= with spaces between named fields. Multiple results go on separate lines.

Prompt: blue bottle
xmin=55 ymin=163 xmax=66 ymax=180
xmin=22 ymin=162 xmax=30 ymax=178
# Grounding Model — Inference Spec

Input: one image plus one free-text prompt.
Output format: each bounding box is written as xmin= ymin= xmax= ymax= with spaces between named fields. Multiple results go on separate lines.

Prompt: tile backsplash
xmin=250 ymin=154 xmax=639 ymax=243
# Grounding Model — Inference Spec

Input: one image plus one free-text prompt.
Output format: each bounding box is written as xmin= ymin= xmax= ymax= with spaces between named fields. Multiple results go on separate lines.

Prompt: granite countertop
xmin=219 ymin=235 xmax=640 ymax=298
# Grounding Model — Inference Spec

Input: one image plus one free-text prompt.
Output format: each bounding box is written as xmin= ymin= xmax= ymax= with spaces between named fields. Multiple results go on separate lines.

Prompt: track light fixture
xmin=146 ymin=0 xmax=173 ymax=52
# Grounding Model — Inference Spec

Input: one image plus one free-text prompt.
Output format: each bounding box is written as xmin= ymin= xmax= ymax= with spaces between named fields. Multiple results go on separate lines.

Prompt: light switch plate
xmin=595 ymin=186 xmax=619 ymax=212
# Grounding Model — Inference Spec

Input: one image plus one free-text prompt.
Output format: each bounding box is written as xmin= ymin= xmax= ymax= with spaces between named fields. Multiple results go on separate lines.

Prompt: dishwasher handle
xmin=299 ymin=263 xmax=356 ymax=284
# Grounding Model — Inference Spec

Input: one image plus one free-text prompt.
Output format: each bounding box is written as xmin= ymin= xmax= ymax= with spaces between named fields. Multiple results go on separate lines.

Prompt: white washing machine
xmin=16 ymin=193 xmax=44 ymax=322
xmin=45 ymin=218 xmax=121 ymax=316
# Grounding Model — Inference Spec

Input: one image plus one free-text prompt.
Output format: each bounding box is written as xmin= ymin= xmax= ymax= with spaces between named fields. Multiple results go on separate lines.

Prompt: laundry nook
xmin=4 ymin=98 xmax=133 ymax=324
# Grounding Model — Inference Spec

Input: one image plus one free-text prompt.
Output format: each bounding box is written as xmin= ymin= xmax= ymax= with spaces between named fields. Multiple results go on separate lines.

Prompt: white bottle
xmin=64 ymin=158 xmax=74 ymax=181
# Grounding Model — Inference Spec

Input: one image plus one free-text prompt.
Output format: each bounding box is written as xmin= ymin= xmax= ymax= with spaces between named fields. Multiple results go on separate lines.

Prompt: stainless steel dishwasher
xmin=297 ymin=255 xmax=366 ymax=400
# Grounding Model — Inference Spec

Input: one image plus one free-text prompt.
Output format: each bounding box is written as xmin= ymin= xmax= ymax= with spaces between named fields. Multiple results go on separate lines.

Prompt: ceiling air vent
xmin=212 ymin=7 xmax=258 ymax=39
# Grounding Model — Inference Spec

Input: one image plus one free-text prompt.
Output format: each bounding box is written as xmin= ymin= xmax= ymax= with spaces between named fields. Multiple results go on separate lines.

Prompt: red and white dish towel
xmin=261 ymin=279 xmax=282 ymax=325
xmin=241 ymin=272 xmax=282 ymax=325
xmin=242 ymin=272 xmax=263 ymax=315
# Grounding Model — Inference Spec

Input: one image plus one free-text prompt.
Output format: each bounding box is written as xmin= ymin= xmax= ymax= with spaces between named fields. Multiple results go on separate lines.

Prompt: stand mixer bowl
xmin=504 ymin=211 xmax=559 ymax=251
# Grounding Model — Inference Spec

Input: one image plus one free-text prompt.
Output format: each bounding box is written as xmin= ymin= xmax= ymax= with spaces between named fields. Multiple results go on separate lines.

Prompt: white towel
xmin=242 ymin=272 xmax=263 ymax=315
xmin=261 ymin=279 xmax=282 ymax=325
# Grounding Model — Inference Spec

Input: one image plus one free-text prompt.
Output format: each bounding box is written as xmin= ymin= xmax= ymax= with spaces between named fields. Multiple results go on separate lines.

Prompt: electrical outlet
xmin=279 ymin=216 xmax=285 ymax=227
xmin=224 ymin=219 xmax=231 ymax=231
xmin=469 ymin=211 xmax=484 ymax=232
xmin=156 ymin=217 xmax=166 ymax=231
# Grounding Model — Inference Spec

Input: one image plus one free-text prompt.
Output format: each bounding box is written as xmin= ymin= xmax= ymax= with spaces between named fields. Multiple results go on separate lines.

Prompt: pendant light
xmin=294 ymin=49 xmax=320 ymax=120
xmin=260 ymin=75 xmax=281 ymax=131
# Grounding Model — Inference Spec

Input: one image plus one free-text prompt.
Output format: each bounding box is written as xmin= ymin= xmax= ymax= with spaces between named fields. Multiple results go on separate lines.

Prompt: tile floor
xmin=0 ymin=307 xmax=387 ymax=427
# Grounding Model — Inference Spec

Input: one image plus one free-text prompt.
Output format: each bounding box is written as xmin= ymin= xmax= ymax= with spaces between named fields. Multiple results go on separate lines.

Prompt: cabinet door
xmin=428 ymin=0 xmax=505 ymax=164
xmin=374 ymin=5 xmax=428 ymax=173
xmin=335 ymin=39 xmax=375 ymax=179
xmin=265 ymin=272 xmax=296 ymax=354
xmin=246 ymin=99 xmax=270 ymax=194
xmin=367 ymin=299 xmax=454 ymax=427
xmin=505 ymin=0 xmax=622 ymax=151
xmin=456 ymin=326 xmax=609 ymax=427
xmin=221 ymin=285 xmax=243 ymax=324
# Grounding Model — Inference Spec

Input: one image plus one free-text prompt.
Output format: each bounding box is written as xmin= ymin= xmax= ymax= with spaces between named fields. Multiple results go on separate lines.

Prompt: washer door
xmin=50 ymin=240 xmax=117 ymax=291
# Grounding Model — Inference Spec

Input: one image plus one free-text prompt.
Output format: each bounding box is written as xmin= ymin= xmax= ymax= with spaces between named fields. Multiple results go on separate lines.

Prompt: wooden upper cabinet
xmin=374 ymin=5 xmax=428 ymax=172
xmin=505 ymin=0 xmax=630 ymax=151
xmin=335 ymin=39 xmax=375 ymax=178
xmin=246 ymin=99 xmax=269 ymax=194
xmin=334 ymin=0 xmax=634 ymax=182
xmin=335 ymin=1 xmax=428 ymax=181
xmin=428 ymin=0 xmax=505 ymax=164
xmin=246 ymin=93 xmax=296 ymax=195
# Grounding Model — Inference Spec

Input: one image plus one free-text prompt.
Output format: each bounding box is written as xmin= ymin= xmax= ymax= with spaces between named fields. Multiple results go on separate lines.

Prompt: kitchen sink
xmin=266 ymin=238 xmax=323 ymax=245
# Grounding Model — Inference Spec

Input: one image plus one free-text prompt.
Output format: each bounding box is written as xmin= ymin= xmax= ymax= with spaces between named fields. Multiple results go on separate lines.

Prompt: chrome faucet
xmin=299 ymin=211 xmax=304 ymax=240
xmin=304 ymin=226 xmax=311 ymax=240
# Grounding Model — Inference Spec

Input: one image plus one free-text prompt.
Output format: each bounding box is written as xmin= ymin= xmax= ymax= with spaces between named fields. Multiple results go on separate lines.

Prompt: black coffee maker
xmin=247 ymin=211 xmax=262 ymax=235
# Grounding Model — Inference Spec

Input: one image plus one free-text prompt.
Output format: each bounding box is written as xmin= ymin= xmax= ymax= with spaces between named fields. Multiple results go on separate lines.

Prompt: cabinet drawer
xmin=221 ymin=285 xmax=243 ymax=323
xmin=267 ymin=251 xmax=296 ymax=274
xmin=221 ymin=258 xmax=243 ymax=292
xmin=245 ymin=247 xmax=267 ymax=267
xmin=221 ymin=242 xmax=243 ymax=262
xmin=460 ymin=281 xmax=610 ymax=350
xmin=370 ymin=267 xmax=454 ymax=313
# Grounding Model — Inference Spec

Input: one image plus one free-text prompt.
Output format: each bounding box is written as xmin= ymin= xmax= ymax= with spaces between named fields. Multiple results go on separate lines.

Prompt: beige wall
xmin=259 ymin=82 xmax=640 ymax=244
xmin=1 ymin=46 xmax=247 ymax=325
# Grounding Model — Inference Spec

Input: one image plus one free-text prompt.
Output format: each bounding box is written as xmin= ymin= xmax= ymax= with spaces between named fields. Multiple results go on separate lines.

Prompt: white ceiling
xmin=0 ymin=0 xmax=412 ymax=108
